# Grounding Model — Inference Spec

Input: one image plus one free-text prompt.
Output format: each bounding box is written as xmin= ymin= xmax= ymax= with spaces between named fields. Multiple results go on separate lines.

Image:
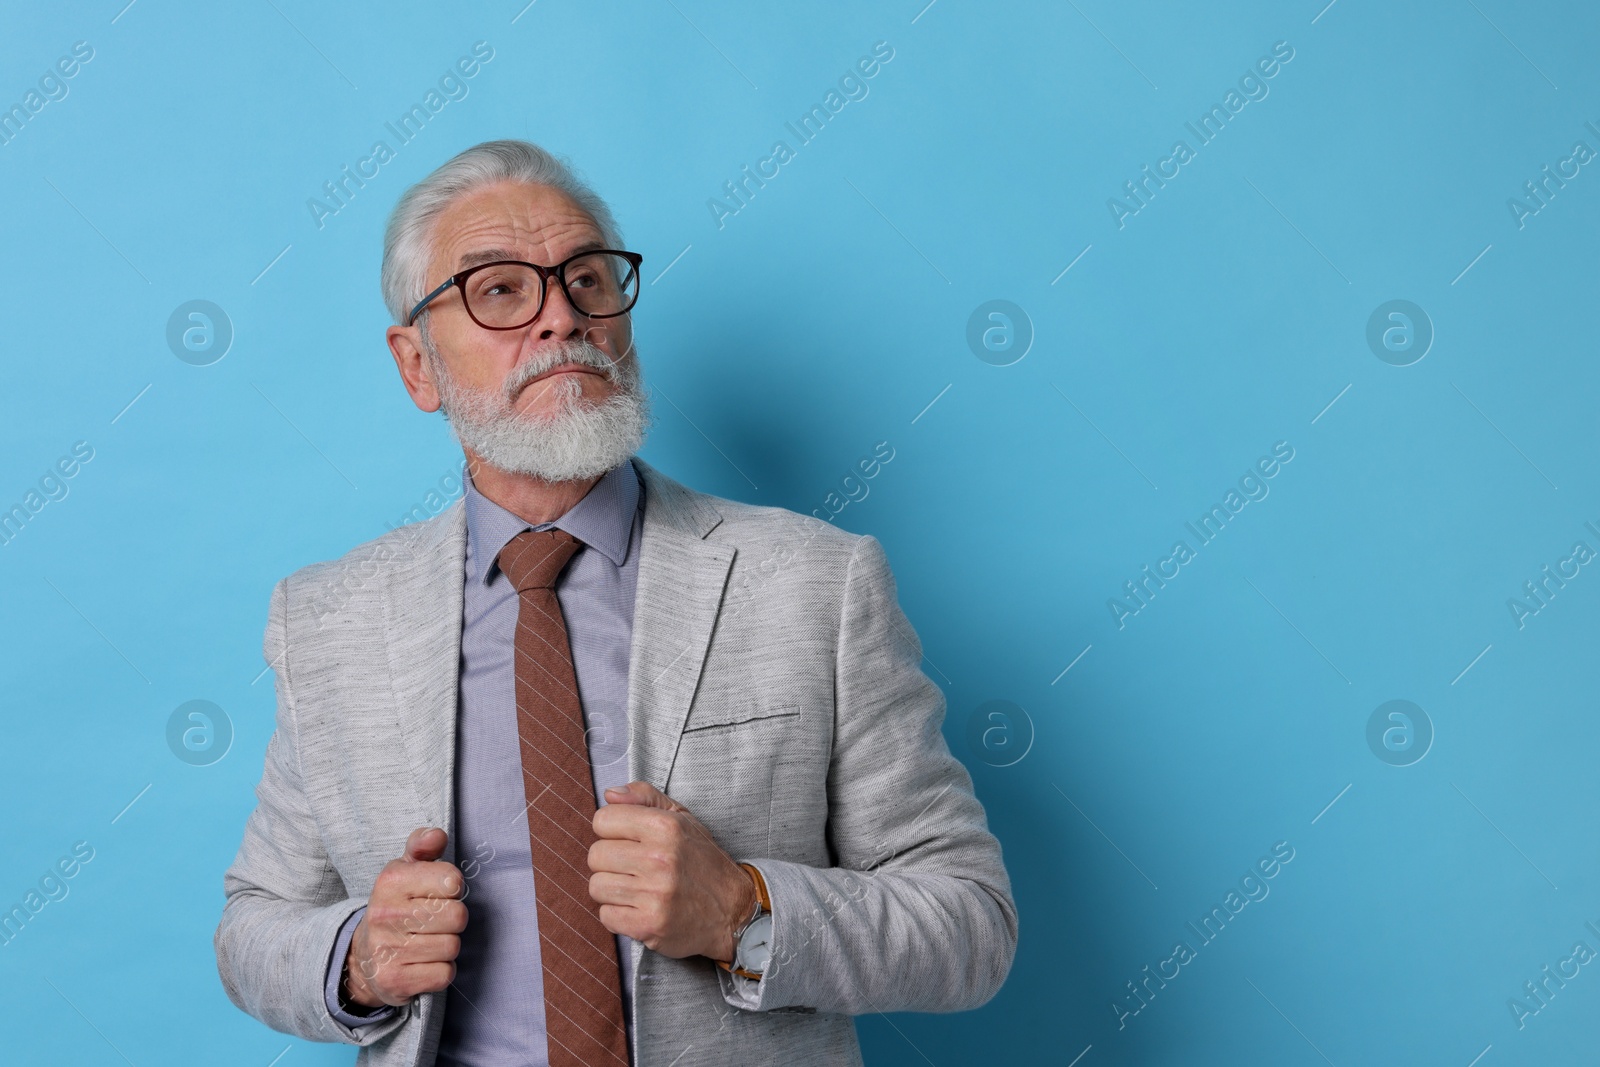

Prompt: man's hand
xmin=588 ymin=782 xmax=757 ymax=962
xmin=343 ymin=827 xmax=467 ymax=1008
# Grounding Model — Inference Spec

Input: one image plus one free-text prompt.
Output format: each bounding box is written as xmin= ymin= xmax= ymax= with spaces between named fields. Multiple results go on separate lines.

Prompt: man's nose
xmin=535 ymin=279 xmax=585 ymax=342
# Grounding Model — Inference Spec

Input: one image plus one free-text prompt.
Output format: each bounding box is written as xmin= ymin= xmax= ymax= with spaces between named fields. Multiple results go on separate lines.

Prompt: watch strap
xmin=738 ymin=863 xmax=771 ymax=913
xmin=718 ymin=863 xmax=771 ymax=980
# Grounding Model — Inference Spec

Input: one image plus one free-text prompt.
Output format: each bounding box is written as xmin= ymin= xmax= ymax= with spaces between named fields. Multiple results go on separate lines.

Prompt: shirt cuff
xmin=324 ymin=906 xmax=399 ymax=1028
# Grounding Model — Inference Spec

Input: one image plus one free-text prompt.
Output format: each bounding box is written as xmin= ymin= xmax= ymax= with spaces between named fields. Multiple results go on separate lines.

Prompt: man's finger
xmin=603 ymin=780 xmax=687 ymax=813
xmin=593 ymin=800 xmax=678 ymax=841
xmin=587 ymin=871 xmax=642 ymax=907
xmin=396 ymin=960 xmax=456 ymax=997
xmin=402 ymin=826 xmax=449 ymax=863
xmin=587 ymin=839 xmax=651 ymax=877
xmin=397 ymin=865 xmax=466 ymax=901
xmin=372 ymin=931 xmax=462 ymax=965
xmin=596 ymin=902 xmax=648 ymax=942
xmin=391 ymin=894 xmax=469 ymax=939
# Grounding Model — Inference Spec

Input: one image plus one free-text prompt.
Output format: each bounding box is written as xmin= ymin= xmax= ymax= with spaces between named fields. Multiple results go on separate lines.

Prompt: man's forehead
xmin=433 ymin=182 xmax=603 ymax=269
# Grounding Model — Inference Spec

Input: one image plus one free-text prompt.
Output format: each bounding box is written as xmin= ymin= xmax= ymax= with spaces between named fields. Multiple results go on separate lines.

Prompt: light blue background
xmin=2 ymin=1 xmax=1597 ymax=1063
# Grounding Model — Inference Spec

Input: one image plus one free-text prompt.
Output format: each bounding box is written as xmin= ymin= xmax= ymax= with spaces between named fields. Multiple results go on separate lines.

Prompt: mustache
xmin=501 ymin=338 xmax=623 ymax=403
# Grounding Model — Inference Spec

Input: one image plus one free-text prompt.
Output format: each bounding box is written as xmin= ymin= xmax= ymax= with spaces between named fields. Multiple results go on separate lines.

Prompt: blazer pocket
xmin=681 ymin=700 xmax=801 ymax=733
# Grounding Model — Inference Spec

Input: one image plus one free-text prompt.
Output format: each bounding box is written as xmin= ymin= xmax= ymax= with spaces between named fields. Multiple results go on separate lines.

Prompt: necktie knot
xmin=497 ymin=528 xmax=583 ymax=592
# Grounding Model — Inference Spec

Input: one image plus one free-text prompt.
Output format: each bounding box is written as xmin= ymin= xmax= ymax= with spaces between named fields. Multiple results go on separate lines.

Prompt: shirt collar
xmin=464 ymin=456 xmax=641 ymax=585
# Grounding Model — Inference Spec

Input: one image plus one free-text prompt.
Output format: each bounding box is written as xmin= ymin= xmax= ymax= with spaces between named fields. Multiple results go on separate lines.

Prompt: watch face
xmin=735 ymin=912 xmax=774 ymax=976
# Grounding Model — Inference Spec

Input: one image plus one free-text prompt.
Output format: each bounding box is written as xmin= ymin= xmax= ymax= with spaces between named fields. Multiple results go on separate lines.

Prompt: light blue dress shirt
xmin=323 ymin=456 xmax=645 ymax=1065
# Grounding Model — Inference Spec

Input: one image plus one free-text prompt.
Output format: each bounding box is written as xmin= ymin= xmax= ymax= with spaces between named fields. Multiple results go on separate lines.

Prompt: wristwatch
xmin=719 ymin=862 xmax=772 ymax=981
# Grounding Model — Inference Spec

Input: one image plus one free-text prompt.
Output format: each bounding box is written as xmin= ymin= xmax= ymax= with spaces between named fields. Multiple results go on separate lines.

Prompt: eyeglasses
xmin=406 ymin=249 xmax=644 ymax=330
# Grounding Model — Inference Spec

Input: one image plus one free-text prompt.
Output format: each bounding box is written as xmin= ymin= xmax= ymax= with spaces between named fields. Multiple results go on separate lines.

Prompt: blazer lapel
xmin=383 ymin=501 xmax=469 ymax=852
xmin=627 ymin=457 xmax=734 ymax=790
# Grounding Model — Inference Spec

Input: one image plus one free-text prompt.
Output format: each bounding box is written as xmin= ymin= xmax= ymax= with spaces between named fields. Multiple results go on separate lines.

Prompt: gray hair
xmin=380 ymin=139 xmax=625 ymax=325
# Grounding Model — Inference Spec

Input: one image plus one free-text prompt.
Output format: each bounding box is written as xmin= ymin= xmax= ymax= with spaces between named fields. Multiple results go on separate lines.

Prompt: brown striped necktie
xmin=497 ymin=528 xmax=630 ymax=1067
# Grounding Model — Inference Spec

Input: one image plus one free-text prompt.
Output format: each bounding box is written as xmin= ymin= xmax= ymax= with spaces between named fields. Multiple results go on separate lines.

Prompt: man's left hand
xmin=589 ymin=781 xmax=757 ymax=963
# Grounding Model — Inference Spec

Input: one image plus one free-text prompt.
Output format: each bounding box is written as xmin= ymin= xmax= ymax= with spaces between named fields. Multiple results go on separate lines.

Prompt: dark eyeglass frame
xmin=405 ymin=248 xmax=644 ymax=329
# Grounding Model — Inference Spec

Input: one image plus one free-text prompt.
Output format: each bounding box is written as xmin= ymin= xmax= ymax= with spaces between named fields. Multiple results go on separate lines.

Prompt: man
xmin=215 ymin=139 xmax=1016 ymax=1066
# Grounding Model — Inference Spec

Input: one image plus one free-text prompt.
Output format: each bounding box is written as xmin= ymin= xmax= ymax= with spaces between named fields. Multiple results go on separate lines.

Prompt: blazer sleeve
xmin=719 ymin=534 xmax=1019 ymax=1015
xmin=213 ymin=578 xmax=412 ymax=1045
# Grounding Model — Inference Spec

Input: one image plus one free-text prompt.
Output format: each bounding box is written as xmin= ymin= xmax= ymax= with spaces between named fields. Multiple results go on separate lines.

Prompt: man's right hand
xmin=342 ymin=827 xmax=467 ymax=1008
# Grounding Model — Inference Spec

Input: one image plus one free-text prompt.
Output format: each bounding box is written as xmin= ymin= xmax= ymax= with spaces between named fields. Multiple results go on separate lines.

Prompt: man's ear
xmin=387 ymin=323 xmax=443 ymax=414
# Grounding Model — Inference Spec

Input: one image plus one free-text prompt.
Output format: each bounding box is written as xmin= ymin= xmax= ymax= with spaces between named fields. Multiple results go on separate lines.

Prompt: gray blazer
xmin=215 ymin=456 xmax=1017 ymax=1066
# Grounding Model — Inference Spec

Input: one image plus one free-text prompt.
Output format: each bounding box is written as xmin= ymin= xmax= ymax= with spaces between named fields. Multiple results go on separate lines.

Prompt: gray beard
xmin=420 ymin=326 xmax=652 ymax=483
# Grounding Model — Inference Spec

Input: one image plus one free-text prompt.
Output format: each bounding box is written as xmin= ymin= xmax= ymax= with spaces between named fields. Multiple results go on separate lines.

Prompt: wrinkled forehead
xmin=429 ymin=180 xmax=605 ymax=276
